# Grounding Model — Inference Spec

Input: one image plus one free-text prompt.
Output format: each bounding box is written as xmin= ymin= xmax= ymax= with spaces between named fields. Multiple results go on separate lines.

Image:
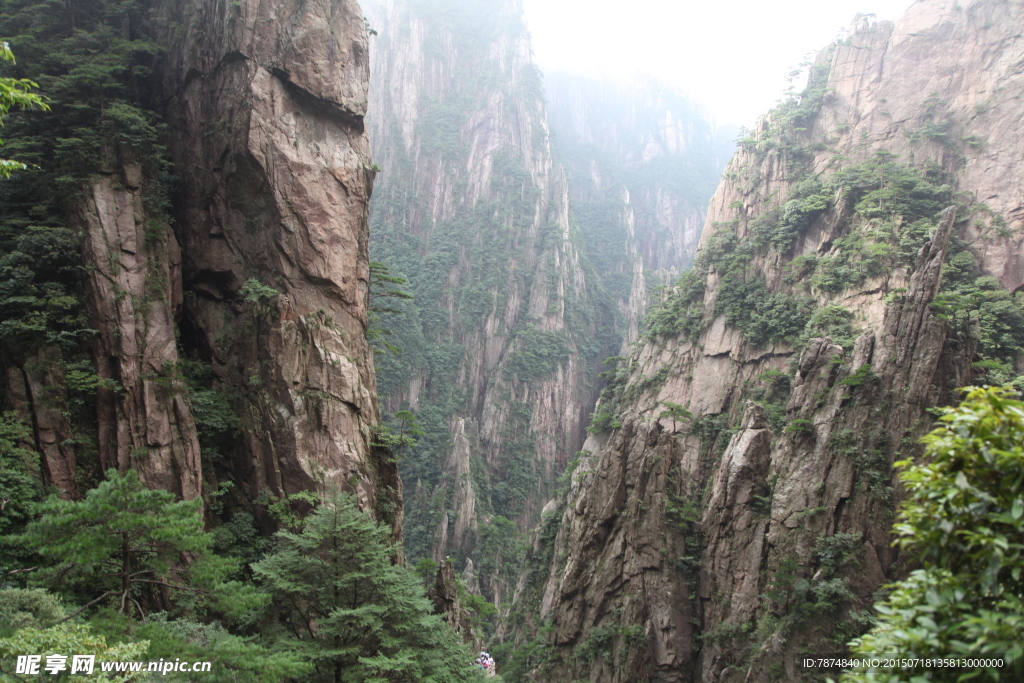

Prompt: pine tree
xmin=253 ymin=494 xmax=483 ymax=683
xmin=15 ymin=469 xmax=254 ymax=622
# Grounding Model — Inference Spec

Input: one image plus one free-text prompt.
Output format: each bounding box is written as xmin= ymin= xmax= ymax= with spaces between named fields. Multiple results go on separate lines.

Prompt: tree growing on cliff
xmin=0 ymin=42 xmax=47 ymax=177
xmin=840 ymin=386 xmax=1024 ymax=682
xmin=368 ymin=261 xmax=413 ymax=355
xmin=252 ymin=493 xmax=483 ymax=682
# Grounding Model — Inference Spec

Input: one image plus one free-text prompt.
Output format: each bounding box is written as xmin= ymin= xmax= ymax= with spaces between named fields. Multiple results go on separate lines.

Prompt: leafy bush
xmin=586 ymin=356 xmax=630 ymax=434
xmin=803 ymin=304 xmax=856 ymax=349
xmin=841 ymin=387 xmax=1024 ymax=681
xmin=785 ymin=418 xmax=814 ymax=436
xmin=839 ymin=363 xmax=878 ymax=388
xmin=643 ymin=269 xmax=707 ymax=341
xmin=0 ymin=621 xmax=148 ymax=682
xmin=931 ymin=241 xmax=1024 ymax=372
xmin=715 ymin=275 xmax=813 ymax=347
xmin=0 ymin=227 xmax=92 ymax=355
xmin=0 ymin=42 xmax=47 ymax=177
xmin=836 ymin=151 xmax=950 ymax=223
xmin=0 ymin=411 xmax=41 ymax=535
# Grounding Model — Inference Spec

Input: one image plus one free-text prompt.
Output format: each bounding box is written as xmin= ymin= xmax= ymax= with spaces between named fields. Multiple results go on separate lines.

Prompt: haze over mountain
xmin=522 ymin=0 xmax=915 ymax=126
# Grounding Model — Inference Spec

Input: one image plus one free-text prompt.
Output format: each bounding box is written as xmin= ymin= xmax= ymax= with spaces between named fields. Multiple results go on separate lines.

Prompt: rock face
xmin=364 ymin=0 xmax=730 ymax=601
xmin=6 ymin=347 xmax=79 ymax=499
xmin=146 ymin=0 xmax=395 ymax=519
xmin=428 ymin=559 xmax=479 ymax=647
xmin=3 ymin=0 xmax=387 ymax=524
xmin=365 ymin=0 xmax=605 ymax=568
xmin=531 ymin=1 xmax=1022 ymax=680
xmin=545 ymin=73 xmax=734 ymax=274
xmin=79 ymin=166 xmax=202 ymax=500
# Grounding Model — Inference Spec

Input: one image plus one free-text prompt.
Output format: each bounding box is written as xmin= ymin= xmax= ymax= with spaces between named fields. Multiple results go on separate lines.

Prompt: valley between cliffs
xmin=1 ymin=0 xmax=1022 ymax=680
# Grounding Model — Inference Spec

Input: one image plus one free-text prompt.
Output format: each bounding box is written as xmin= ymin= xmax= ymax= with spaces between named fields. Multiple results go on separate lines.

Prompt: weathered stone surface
xmin=79 ymin=167 xmax=202 ymax=500
xmin=535 ymin=1 xmax=1016 ymax=680
xmin=153 ymin=0 xmax=394 ymax=521
xmin=428 ymin=559 xmax=480 ymax=647
xmin=6 ymin=348 xmax=78 ymax=499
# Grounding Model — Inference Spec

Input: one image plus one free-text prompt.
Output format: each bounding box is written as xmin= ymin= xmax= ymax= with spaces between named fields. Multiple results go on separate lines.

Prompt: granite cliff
xmin=156 ymin=0 xmax=396 ymax=522
xmin=522 ymin=2 xmax=1024 ymax=680
xmin=2 ymin=0 xmax=393 ymax=526
xmin=363 ymin=0 xmax=728 ymax=612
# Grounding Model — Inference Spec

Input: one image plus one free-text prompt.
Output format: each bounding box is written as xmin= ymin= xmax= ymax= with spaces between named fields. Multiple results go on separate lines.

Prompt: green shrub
xmin=839 ymin=363 xmax=877 ymax=388
xmin=643 ymin=269 xmax=707 ymax=341
xmin=715 ymin=275 xmax=813 ymax=347
xmin=840 ymin=387 xmax=1024 ymax=680
xmin=803 ymin=304 xmax=856 ymax=349
xmin=785 ymin=418 xmax=814 ymax=436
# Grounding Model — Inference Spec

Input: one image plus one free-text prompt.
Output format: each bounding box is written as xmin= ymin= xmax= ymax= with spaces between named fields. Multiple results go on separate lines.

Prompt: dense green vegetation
xmin=0 ymin=475 xmax=483 ymax=681
xmin=841 ymin=387 xmax=1024 ymax=681
xmin=0 ymin=42 xmax=46 ymax=177
xmin=642 ymin=150 xmax=954 ymax=356
xmin=0 ymin=0 xmax=168 ymax=243
xmin=0 ymin=0 xmax=171 ymax=500
xmin=252 ymin=495 xmax=483 ymax=682
xmin=933 ymin=236 xmax=1024 ymax=384
xmin=367 ymin=0 xmax=611 ymax=607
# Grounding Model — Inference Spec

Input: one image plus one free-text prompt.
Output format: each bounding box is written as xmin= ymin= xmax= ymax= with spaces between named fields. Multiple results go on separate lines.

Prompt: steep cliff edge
xmin=153 ymin=0 xmax=396 ymax=520
xmin=530 ymin=2 xmax=1024 ymax=680
xmin=0 ymin=0 xmax=390 ymax=525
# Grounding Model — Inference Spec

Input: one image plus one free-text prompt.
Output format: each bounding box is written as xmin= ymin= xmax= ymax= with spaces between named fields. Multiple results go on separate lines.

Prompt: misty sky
xmin=521 ymin=0 xmax=916 ymax=129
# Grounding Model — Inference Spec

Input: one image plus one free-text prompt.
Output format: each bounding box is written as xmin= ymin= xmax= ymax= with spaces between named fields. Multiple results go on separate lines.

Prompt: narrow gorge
xmin=0 ymin=0 xmax=1021 ymax=680
xmin=363 ymin=0 xmax=726 ymax=600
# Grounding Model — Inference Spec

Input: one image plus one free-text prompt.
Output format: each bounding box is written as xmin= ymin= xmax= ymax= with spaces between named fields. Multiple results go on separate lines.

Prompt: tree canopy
xmin=252 ymin=493 xmax=484 ymax=683
xmin=841 ymin=386 xmax=1024 ymax=682
xmin=0 ymin=42 xmax=46 ymax=178
xmin=16 ymin=469 xmax=257 ymax=623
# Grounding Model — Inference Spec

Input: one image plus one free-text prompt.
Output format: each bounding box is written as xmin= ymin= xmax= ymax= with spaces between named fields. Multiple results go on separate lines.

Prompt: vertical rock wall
xmin=79 ymin=164 xmax=202 ymax=500
xmin=365 ymin=0 xmax=602 ymax=566
xmin=3 ymin=0 xmax=390 ymax=522
xmin=532 ymin=1 xmax=1024 ymax=680
xmin=126 ymin=0 xmax=391 ymax=516
xmin=543 ymin=74 xmax=733 ymax=353
xmin=6 ymin=347 xmax=79 ymax=499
